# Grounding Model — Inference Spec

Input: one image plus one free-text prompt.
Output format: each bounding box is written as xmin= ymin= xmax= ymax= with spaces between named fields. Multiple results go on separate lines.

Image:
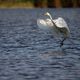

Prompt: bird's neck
xmin=49 ymin=15 xmax=53 ymax=20
xmin=49 ymin=15 xmax=57 ymax=27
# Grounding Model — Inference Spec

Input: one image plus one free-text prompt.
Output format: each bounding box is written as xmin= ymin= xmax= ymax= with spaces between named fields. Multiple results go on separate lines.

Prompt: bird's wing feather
xmin=54 ymin=17 xmax=70 ymax=33
xmin=55 ymin=17 xmax=68 ymax=28
xmin=59 ymin=27 xmax=69 ymax=36
xmin=37 ymin=19 xmax=53 ymax=30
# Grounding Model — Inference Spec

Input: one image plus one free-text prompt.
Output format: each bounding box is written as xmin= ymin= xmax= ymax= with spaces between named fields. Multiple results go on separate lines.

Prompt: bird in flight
xmin=37 ymin=12 xmax=70 ymax=47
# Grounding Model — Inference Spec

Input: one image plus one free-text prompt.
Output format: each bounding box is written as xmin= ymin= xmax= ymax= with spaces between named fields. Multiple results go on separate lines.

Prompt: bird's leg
xmin=60 ymin=38 xmax=66 ymax=47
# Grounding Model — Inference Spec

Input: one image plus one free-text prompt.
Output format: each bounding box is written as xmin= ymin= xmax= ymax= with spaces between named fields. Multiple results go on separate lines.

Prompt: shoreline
xmin=0 ymin=2 xmax=34 ymax=8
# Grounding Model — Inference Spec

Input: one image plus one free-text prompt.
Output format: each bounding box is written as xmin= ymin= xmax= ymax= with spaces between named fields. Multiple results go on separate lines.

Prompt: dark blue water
xmin=0 ymin=8 xmax=80 ymax=80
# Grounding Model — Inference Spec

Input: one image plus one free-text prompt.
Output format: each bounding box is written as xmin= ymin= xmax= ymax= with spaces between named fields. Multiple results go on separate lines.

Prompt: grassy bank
xmin=0 ymin=2 xmax=34 ymax=8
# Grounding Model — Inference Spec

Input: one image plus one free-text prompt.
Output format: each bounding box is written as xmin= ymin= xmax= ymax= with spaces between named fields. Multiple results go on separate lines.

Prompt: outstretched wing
xmin=37 ymin=19 xmax=53 ymax=30
xmin=54 ymin=17 xmax=70 ymax=37
xmin=54 ymin=17 xmax=67 ymax=27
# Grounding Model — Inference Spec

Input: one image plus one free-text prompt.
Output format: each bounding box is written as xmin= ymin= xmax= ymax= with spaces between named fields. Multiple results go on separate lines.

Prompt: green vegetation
xmin=16 ymin=0 xmax=34 ymax=2
xmin=0 ymin=0 xmax=79 ymax=8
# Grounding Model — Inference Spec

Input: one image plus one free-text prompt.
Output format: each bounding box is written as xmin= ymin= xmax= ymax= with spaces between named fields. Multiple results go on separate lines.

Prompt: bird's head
xmin=44 ymin=12 xmax=52 ymax=20
xmin=44 ymin=12 xmax=51 ymax=16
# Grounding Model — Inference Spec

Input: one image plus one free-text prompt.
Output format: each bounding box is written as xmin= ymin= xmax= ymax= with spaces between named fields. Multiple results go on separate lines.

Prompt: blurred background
xmin=0 ymin=0 xmax=80 ymax=8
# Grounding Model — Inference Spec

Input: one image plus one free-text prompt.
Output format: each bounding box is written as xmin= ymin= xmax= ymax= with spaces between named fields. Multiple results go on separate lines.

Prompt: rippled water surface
xmin=0 ymin=8 xmax=80 ymax=80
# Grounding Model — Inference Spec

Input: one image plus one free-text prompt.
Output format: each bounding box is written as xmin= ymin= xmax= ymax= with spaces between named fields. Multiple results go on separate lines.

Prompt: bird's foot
xmin=60 ymin=42 xmax=63 ymax=47
xmin=60 ymin=38 xmax=66 ymax=47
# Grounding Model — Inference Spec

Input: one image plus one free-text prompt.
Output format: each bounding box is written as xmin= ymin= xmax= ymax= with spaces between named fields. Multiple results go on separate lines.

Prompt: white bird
xmin=37 ymin=12 xmax=70 ymax=47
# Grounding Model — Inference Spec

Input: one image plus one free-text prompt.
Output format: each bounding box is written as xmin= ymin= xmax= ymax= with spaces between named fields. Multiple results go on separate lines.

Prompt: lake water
xmin=0 ymin=8 xmax=80 ymax=80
